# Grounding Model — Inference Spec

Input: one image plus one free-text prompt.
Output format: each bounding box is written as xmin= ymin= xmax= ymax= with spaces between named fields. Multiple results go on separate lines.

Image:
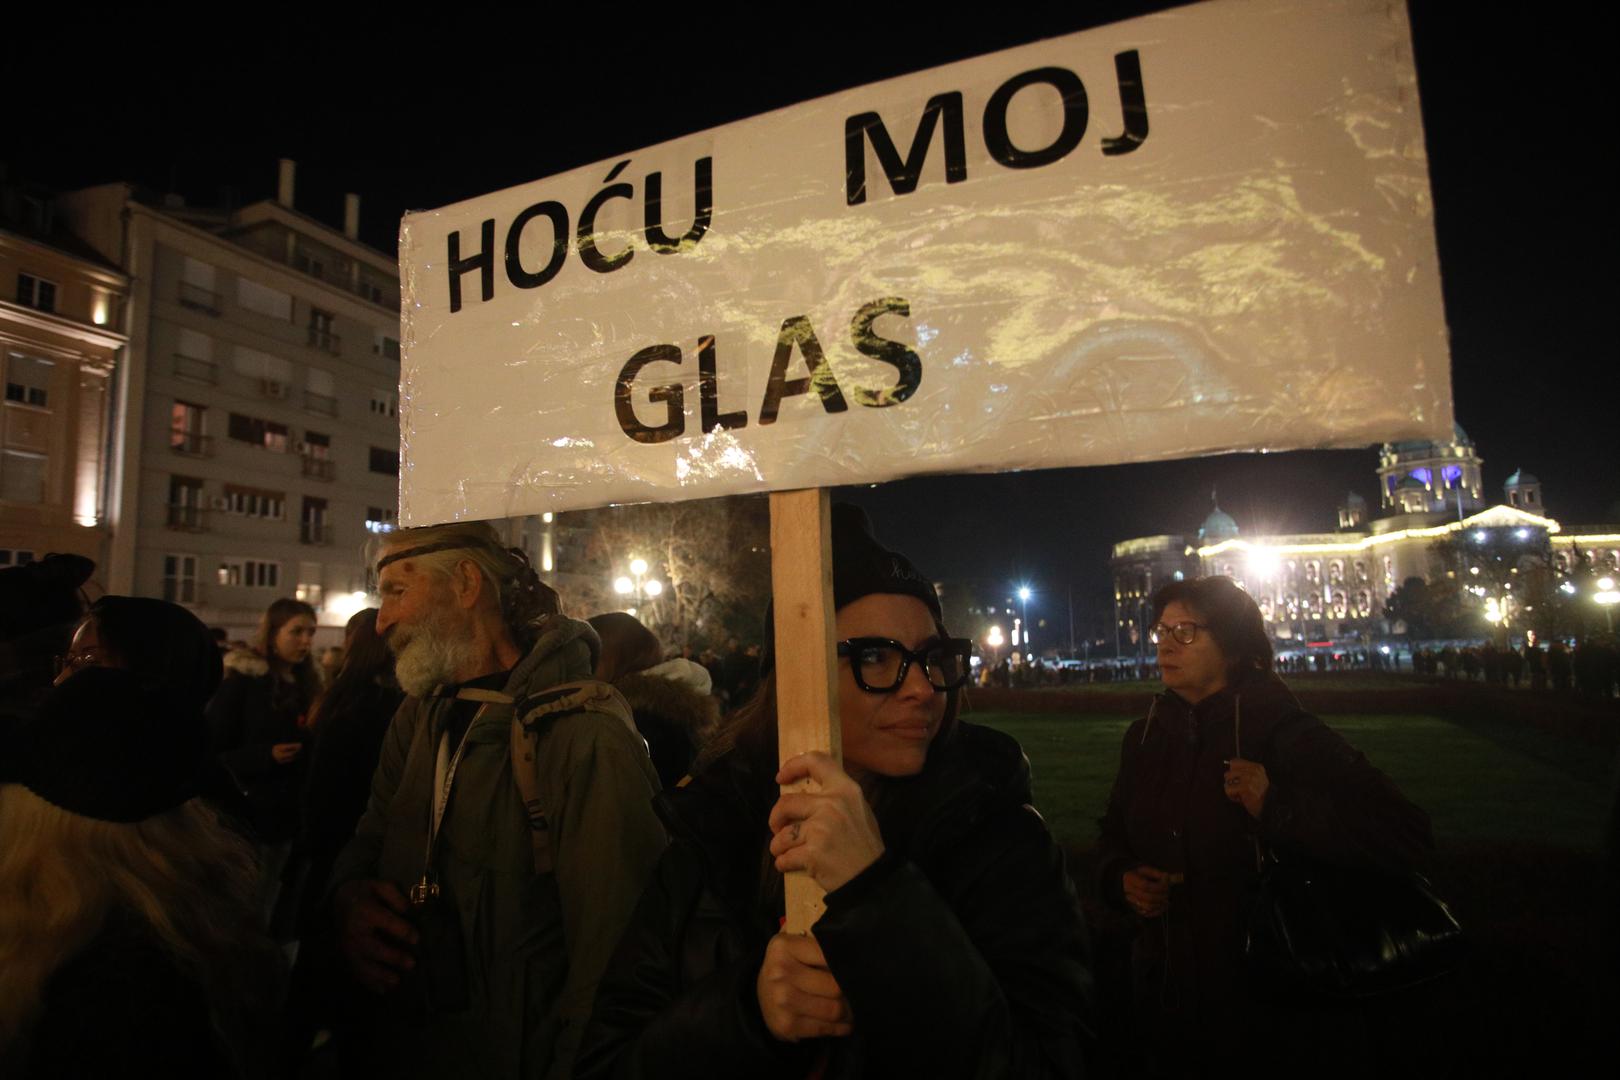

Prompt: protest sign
xmin=398 ymin=0 xmax=1450 ymax=526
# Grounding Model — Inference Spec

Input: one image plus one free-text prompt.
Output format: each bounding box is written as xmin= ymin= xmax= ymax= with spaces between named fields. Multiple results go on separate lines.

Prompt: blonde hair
xmin=0 ymin=785 xmax=279 ymax=1069
xmin=377 ymin=520 xmax=560 ymax=646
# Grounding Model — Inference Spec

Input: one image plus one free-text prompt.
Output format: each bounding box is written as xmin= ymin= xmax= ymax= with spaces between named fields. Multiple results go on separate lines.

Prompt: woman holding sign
xmin=575 ymin=506 xmax=1093 ymax=1078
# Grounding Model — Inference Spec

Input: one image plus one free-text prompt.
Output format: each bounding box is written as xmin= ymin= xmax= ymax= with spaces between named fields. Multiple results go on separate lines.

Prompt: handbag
xmin=1232 ymin=696 xmax=1466 ymax=999
xmin=1243 ymin=848 xmax=1466 ymax=999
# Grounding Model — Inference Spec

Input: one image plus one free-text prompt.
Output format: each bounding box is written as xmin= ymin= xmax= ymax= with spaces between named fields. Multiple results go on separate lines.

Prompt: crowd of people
xmin=1411 ymin=639 xmax=1620 ymax=697
xmin=1 ymin=518 xmax=1462 ymax=1077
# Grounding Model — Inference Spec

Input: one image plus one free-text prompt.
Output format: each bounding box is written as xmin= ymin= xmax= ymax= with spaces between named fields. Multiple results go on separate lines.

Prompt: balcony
xmin=172 ymin=353 xmax=218 ymax=384
xmin=307 ymin=328 xmax=342 ymax=356
xmin=304 ymin=390 xmax=339 ymax=417
xmin=177 ymin=281 xmax=222 ymax=315
xmin=169 ymin=429 xmax=214 ymax=457
xmin=166 ymin=504 xmax=210 ymax=532
xmin=301 ymin=455 xmax=336 ymax=481
xmin=300 ymin=521 xmax=334 ymax=546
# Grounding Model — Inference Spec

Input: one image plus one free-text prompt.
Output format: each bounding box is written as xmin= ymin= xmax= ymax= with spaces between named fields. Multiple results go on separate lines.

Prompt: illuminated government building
xmin=1111 ymin=427 xmax=1620 ymax=652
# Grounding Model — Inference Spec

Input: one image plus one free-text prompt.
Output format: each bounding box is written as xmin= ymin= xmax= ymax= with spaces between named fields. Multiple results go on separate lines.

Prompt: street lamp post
xmin=1066 ymin=581 xmax=1076 ymax=658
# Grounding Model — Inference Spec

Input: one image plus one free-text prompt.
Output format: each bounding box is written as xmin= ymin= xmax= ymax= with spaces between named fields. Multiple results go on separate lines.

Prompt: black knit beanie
xmin=759 ymin=504 xmax=942 ymax=675
xmin=829 ymin=504 xmax=942 ymax=621
xmin=7 ymin=667 xmax=207 ymax=823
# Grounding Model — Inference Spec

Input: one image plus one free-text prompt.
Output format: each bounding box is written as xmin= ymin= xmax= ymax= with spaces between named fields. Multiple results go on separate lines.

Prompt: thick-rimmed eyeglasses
xmin=836 ymin=637 xmax=973 ymax=694
xmin=1148 ymin=621 xmax=1209 ymax=646
xmin=52 ymin=649 xmax=105 ymax=677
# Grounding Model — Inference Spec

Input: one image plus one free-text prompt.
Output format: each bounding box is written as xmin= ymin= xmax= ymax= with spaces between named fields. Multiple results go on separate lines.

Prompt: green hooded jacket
xmin=330 ymin=615 xmax=666 ymax=1079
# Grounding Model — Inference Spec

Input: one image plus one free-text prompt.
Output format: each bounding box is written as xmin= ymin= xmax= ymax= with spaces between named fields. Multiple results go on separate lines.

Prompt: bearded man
xmin=329 ymin=521 xmax=665 ymax=1080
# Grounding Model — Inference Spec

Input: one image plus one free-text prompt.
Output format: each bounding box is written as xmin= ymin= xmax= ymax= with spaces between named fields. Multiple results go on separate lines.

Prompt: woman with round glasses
xmin=576 ymin=506 xmax=1093 ymax=1079
xmin=1097 ymin=576 xmax=1432 ymax=1074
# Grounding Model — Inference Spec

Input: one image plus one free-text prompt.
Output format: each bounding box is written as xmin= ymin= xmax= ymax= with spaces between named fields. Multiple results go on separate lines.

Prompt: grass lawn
xmin=972 ymin=710 xmax=1613 ymax=851
xmin=1018 ymin=672 xmax=1425 ymax=694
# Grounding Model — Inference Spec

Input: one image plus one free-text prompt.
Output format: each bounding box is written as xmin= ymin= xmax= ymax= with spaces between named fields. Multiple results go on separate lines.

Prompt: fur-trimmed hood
xmin=222 ymin=648 xmax=269 ymax=678
xmin=610 ymin=666 xmax=721 ymax=789
xmin=614 ymin=670 xmax=720 ymax=744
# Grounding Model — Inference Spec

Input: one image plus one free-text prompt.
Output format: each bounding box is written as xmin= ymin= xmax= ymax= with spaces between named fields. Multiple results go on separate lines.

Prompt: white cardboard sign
xmin=398 ymin=0 xmax=1452 ymax=525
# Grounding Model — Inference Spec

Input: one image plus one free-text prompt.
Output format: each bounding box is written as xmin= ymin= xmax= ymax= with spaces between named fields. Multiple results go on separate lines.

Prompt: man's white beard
xmin=391 ymin=607 xmax=478 ymax=698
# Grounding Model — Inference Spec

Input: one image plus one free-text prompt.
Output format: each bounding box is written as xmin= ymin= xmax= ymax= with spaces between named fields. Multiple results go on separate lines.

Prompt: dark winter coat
xmin=575 ymin=720 xmax=1095 ymax=1080
xmin=298 ymin=677 xmax=407 ymax=915
xmin=1094 ymin=670 xmax=1433 ymax=1068
xmin=611 ymin=666 xmax=719 ymax=789
xmin=206 ymin=649 xmax=314 ymax=843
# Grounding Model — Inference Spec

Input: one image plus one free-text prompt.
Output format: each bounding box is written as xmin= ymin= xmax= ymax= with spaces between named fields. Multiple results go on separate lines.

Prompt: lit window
xmin=227 ymin=412 xmax=290 ymax=452
xmin=365 ymin=506 xmax=397 ymax=534
xmin=217 ymin=558 xmax=280 ymax=588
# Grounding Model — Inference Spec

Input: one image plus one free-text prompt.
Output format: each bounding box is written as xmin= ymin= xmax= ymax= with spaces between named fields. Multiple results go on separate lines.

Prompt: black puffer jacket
xmin=575 ymin=720 xmax=1094 ymax=1079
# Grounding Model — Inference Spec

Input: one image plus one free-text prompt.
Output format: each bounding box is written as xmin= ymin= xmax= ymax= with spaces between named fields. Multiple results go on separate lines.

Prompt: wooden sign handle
xmin=768 ymin=488 xmax=841 ymax=934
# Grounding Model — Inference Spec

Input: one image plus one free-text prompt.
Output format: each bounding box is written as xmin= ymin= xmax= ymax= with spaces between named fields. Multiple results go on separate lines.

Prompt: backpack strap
xmin=509 ymin=680 xmax=641 ymax=876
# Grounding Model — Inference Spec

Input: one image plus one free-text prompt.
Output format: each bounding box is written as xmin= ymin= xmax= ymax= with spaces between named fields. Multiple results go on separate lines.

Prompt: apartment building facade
xmin=58 ymin=168 xmax=402 ymax=639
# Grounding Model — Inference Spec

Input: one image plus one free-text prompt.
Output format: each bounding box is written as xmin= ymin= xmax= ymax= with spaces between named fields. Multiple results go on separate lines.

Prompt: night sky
xmin=10 ymin=2 xmax=1610 ymax=642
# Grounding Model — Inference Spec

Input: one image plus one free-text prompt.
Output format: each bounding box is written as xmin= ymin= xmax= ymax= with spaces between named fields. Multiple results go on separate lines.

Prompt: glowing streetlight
xmin=614 ymin=556 xmax=662 ymax=614
xmin=986 ymin=625 xmax=1004 ymax=648
xmin=1596 ymin=583 xmax=1619 ymax=631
